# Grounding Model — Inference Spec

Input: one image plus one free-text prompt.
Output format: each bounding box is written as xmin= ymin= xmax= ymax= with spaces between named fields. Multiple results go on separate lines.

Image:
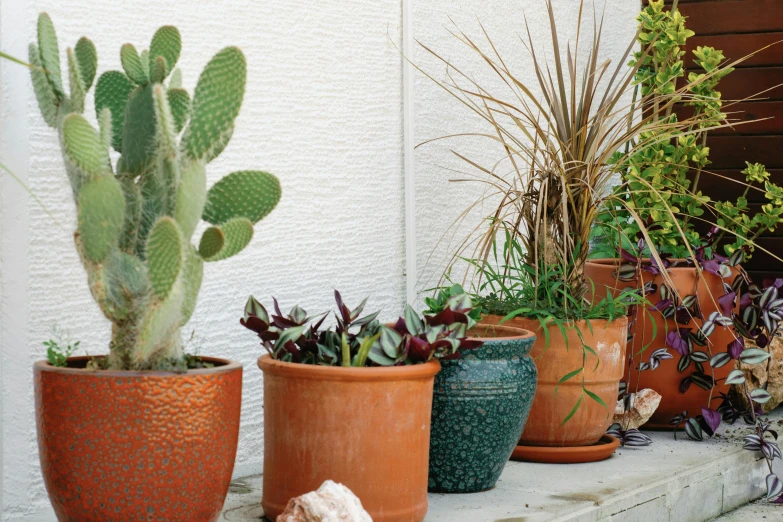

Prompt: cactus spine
xmin=31 ymin=13 xmax=281 ymax=369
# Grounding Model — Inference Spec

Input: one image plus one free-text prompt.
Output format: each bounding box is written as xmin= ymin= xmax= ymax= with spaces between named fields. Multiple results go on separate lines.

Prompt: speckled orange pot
xmin=34 ymin=356 xmax=242 ymax=522
xmin=259 ymin=355 xmax=440 ymax=522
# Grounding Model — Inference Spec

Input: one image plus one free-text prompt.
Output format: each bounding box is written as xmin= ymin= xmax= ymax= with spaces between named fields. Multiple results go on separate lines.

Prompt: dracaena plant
xmin=30 ymin=14 xmax=281 ymax=370
xmin=240 ymin=290 xmax=482 ymax=367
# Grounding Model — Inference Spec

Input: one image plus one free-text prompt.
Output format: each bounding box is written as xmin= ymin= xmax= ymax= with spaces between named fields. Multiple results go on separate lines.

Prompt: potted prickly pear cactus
xmin=30 ymin=13 xmax=280 ymax=522
xmin=240 ymin=291 xmax=482 ymax=522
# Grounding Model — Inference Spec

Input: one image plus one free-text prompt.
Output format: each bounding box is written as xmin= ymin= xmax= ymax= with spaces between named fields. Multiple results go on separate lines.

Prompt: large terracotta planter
xmin=258 ymin=355 xmax=440 ymax=522
xmin=34 ymin=356 xmax=242 ymax=522
xmin=585 ymin=259 xmax=735 ymax=428
xmin=482 ymin=314 xmax=627 ymax=446
xmin=428 ymin=324 xmax=536 ymax=493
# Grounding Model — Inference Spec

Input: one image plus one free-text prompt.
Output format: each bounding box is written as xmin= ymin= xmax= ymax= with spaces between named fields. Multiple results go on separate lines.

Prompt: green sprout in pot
xmin=29 ymin=13 xmax=281 ymax=370
xmin=240 ymin=290 xmax=483 ymax=367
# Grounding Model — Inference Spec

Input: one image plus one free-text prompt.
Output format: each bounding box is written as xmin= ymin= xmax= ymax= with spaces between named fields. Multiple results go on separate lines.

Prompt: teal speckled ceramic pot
xmin=428 ymin=324 xmax=537 ymax=493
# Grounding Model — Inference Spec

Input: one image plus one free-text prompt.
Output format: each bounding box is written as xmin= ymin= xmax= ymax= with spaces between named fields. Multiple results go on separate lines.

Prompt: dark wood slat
xmin=678 ymin=1 xmax=783 ymax=36
xmin=741 ymin=237 xmax=783 ymax=271
xmin=697 ymin=169 xmax=783 ymax=202
xmin=705 ymin=136 xmax=783 ymax=168
xmin=686 ymin=32 xmax=783 ymax=68
xmin=675 ymin=101 xmax=783 ymax=135
xmin=716 ymin=67 xmax=783 ymax=101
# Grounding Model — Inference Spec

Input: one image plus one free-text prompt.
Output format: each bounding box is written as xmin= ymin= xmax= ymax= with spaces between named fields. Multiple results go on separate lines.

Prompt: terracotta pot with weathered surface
xmin=35 ymin=356 xmax=242 ymax=522
xmin=258 ymin=355 xmax=440 ymax=522
xmin=482 ymin=314 xmax=627 ymax=446
xmin=585 ymin=259 xmax=735 ymax=428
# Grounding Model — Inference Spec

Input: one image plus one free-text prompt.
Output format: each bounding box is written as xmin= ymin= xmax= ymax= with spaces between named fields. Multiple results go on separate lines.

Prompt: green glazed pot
xmin=428 ymin=324 xmax=537 ymax=493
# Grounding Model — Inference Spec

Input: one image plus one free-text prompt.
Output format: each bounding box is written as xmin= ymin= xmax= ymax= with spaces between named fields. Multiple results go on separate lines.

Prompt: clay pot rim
xmin=258 ymin=354 xmax=441 ymax=381
xmin=467 ymin=324 xmax=536 ymax=341
xmin=33 ymin=355 xmax=242 ymax=377
xmin=484 ymin=313 xmax=628 ymax=330
xmin=586 ymin=258 xmax=698 ymax=271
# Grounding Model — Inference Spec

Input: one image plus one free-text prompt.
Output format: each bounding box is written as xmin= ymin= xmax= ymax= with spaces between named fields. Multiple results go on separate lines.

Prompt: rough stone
xmin=277 ymin=480 xmax=372 ymax=522
xmin=613 ymin=388 xmax=662 ymax=429
xmin=732 ymin=336 xmax=783 ymax=413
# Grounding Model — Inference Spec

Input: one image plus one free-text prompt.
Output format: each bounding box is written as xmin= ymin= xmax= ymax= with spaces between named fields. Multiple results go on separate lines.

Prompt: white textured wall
xmin=0 ymin=1 xmax=637 ymax=520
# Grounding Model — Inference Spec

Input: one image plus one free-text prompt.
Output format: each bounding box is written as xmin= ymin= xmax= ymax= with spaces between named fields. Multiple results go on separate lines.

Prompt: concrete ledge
xmin=222 ymin=411 xmax=782 ymax=521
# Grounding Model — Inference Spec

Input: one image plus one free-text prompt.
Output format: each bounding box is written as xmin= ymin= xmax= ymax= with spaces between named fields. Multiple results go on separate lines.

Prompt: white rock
xmin=276 ymin=480 xmax=372 ymax=522
xmin=613 ymin=388 xmax=662 ymax=429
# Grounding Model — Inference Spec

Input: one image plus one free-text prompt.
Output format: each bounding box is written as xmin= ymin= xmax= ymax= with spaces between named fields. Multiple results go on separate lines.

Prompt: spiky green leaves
xmin=90 ymin=250 xmax=149 ymax=321
xmin=198 ymin=218 xmax=253 ymax=261
xmin=62 ymin=114 xmax=109 ymax=177
xmin=74 ymin=37 xmax=97 ymax=90
xmin=183 ymin=47 xmax=246 ymax=162
xmin=77 ymin=176 xmax=126 ymax=263
xmin=29 ymin=43 xmax=59 ymax=127
xmin=121 ymin=44 xmax=147 ymax=85
xmin=121 ymin=85 xmax=157 ymax=175
xmin=203 ymin=170 xmax=281 ymax=225
xmin=37 ymin=13 xmax=64 ymax=99
xmin=146 ymin=217 xmax=183 ymax=299
xmin=95 ymin=71 xmax=134 ymax=151
xmin=149 ymin=26 xmax=181 ymax=79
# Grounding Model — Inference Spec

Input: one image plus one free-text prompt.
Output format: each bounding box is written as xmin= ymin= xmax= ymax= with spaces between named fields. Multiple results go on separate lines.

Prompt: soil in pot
xmin=585 ymin=259 xmax=736 ymax=428
xmin=35 ymin=356 xmax=242 ymax=522
xmin=258 ymin=356 xmax=440 ymax=522
xmin=428 ymin=324 xmax=536 ymax=493
xmin=482 ymin=314 xmax=627 ymax=448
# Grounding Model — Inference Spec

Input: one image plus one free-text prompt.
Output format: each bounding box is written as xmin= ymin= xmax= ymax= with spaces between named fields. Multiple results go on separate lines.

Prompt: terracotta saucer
xmin=510 ymin=435 xmax=620 ymax=464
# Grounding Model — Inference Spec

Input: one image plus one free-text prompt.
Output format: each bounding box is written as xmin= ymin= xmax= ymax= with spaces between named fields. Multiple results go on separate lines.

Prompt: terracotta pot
xmin=34 ymin=356 xmax=242 ymax=522
xmin=258 ymin=355 xmax=440 ymax=522
xmin=428 ymin=325 xmax=537 ymax=493
xmin=585 ymin=259 xmax=735 ymax=428
xmin=482 ymin=314 xmax=627 ymax=446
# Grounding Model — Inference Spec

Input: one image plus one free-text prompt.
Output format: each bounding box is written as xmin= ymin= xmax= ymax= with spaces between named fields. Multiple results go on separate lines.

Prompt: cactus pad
xmin=29 ymin=44 xmax=58 ymax=127
xmin=146 ymin=216 xmax=183 ymax=299
xmin=150 ymin=56 xmax=168 ymax=84
xmin=200 ymin=217 xmax=253 ymax=261
xmin=149 ymin=26 xmax=181 ymax=78
xmin=167 ymin=88 xmax=190 ymax=133
xmin=67 ymin=48 xmax=86 ymax=113
xmin=183 ymin=46 xmax=246 ymax=162
xmin=198 ymin=226 xmax=224 ymax=259
xmin=121 ymin=85 xmax=157 ymax=175
xmin=121 ymin=43 xmax=147 ymax=85
xmin=74 ymin=37 xmax=97 ymax=90
xmin=203 ymin=170 xmax=281 ymax=225
xmin=180 ymin=245 xmax=203 ymax=325
xmin=174 ymin=162 xmax=206 ymax=240
xmin=169 ymin=68 xmax=182 ymax=89
xmin=95 ymin=71 xmax=134 ymax=152
xmin=118 ymin=176 xmax=141 ymax=252
xmin=62 ymin=114 xmax=108 ymax=178
xmin=92 ymin=249 xmax=149 ymax=321
xmin=77 ymin=176 xmax=126 ymax=262
xmin=37 ymin=13 xmax=64 ymax=99
xmin=136 ymin=282 xmax=184 ymax=364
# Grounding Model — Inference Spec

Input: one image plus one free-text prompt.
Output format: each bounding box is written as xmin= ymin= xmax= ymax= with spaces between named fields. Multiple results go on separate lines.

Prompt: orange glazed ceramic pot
xmin=585 ymin=259 xmax=735 ymax=428
xmin=258 ymin=355 xmax=440 ymax=522
xmin=34 ymin=356 xmax=242 ymax=522
xmin=482 ymin=314 xmax=627 ymax=446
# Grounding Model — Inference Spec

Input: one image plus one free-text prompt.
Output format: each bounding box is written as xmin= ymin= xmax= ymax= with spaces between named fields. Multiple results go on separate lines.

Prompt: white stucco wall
xmin=0 ymin=1 xmax=638 ymax=519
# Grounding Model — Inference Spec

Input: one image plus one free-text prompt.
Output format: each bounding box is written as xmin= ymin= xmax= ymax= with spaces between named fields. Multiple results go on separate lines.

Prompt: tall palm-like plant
xmin=418 ymin=0 xmax=741 ymax=317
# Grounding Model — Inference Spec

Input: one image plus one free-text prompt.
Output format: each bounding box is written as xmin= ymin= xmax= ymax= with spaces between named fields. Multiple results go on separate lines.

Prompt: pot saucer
xmin=510 ymin=435 xmax=620 ymax=464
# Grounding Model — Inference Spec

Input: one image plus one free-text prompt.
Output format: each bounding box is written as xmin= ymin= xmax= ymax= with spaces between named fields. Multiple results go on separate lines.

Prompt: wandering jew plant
xmin=30 ymin=13 xmax=281 ymax=370
xmin=241 ymin=289 xmax=482 ymax=367
xmin=616 ymin=239 xmax=783 ymax=500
